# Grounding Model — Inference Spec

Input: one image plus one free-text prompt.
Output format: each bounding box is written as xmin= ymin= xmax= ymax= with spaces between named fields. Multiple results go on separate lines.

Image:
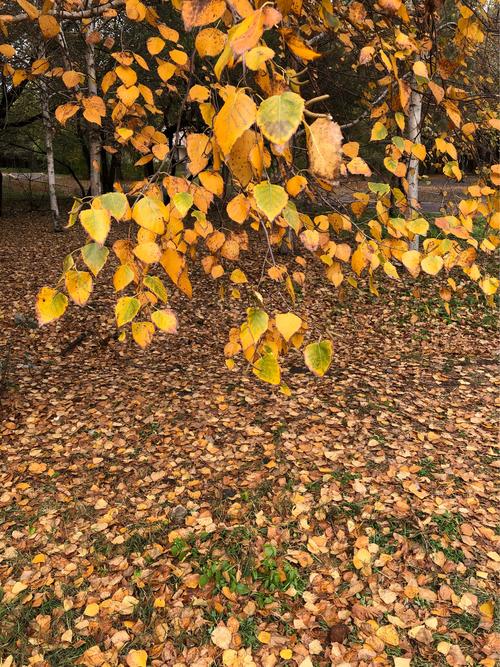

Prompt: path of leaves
xmin=1 ymin=213 xmax=498 ymax=667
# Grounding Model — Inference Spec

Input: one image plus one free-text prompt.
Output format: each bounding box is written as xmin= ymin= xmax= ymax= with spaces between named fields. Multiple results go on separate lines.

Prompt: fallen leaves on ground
xmin=0 ymin=212 xmax=498 ymax=666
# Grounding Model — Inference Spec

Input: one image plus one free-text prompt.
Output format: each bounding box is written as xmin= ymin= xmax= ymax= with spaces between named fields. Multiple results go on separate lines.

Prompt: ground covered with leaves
xmin=1 ymin=212 xmax=499 ymax=667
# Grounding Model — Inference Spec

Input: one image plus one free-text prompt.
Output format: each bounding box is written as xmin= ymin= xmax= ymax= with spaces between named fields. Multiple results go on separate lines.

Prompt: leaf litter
xmin=0 ymin=213 xmax=498 ymax=666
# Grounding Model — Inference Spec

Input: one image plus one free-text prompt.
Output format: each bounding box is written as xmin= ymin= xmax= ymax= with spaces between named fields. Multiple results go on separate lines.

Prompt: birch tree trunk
xmin=41 ymin=82 xmax=61 ymax=231
xmin=85 ymin=30 xmax=102 ymax=196
xmin=407 ymin=80 xmax=423 ymax=251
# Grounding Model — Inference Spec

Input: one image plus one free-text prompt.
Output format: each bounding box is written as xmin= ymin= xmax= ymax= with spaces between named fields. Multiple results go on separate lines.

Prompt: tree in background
xmin=0 ymin=0 xmax=497 ymax=387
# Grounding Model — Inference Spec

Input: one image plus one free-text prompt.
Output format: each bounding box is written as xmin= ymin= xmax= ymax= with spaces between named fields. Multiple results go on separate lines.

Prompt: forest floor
xmin=0 ymin=211 xmax=498 ymax=667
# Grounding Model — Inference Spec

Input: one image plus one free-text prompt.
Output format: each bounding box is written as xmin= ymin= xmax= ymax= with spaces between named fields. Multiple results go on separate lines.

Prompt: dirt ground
xmin=0 ymin=211 xmax=498 ymax=667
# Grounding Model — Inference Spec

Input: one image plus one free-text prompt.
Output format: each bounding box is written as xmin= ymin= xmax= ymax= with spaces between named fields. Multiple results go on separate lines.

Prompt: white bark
xmin=85 ymin=31 xmax=102 ymax=196
xmin=407 ymin=81 xmax=423 ymax=251
xmin=41 ymin=79 xmax=61 ymax=231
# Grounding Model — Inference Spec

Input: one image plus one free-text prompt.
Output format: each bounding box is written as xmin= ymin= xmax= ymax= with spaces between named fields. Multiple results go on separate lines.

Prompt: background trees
xmin=0 ymin=0 xmax=497 ymax=384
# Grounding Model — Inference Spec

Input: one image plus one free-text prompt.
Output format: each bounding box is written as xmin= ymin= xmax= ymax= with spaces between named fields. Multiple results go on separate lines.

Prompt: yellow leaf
xmin=230 ymin=269 xmax=247 ymax=284
xmin=31 ymin=553 xmax=46 ymax=564
xmin=371 ymin=121 xmax=387 ymax=141
xmin=115 ymin=296 xmax=140 ymax=327
xmin=117 ymin=84 xmax=139 ymax=107
xmin=12 ymin=581 xmax=27 ymax=595
xmin=351 ymin=246 xmax=367 ymax=275
xmin=352 ymin=547 xmax=371 ymax=569
xmin=412 ymin=143 xmax=426 ymax=160
xmin=413 ymin=60 xmax=428 ymax=80
xmin=147 ymin=36 xmax=165 ymax=55
xmin=257 ymin=630 xmax=271 ymax=644
xmin=214 ymin=88 xmax=257 ymax=156
xmin=286 ymin=175 xmax=307 ymax=196
xmin=62 ymin=70 xmax=83 ymax=88
xmin=55 ymin=103 xmax=80 ymax=125
xmin=16 ymin=0 xmax=40 ymax=20
xmin=227 ymin=129 xmax=263 ymax=186
xmin=254 ymin=354 xmax=281 ymax=385
xmin=133 ymin=242 xmax=162 ymax=264
xmin=0 ymin=44 xmax=16 ymax=58
xmin=84 ymin=603 xmax=100 ymax=617
xmin=132 ymin=197 xmax=166 ymax=234
xmin=407 ymin=218 xmax=429 ymax=235
xmin=245 ymin=45 xmax=274 ymax=70
xmin=286 ymin=33 xmax=320 ymax=61
xmin=116 ymin=64 xmax=137 ymax=86
xmin=157 ymin=60 xmax=176 ymax=82
xmin=152 ymin=143 xmax=169 ymax=160
xmin=113 ymin=264 xmax=135 ymax=291
xmin=158 ymin=23 xmax=179 ymax=42
xmin=342 ymin=141 xmax=359 ymax=158
xmin=480 ymin=277 xmax=498 ymax=295
xmin=36 ymin=287 xmax=68 ymax=325
xmin=195 ymin=27 xmax=227 ymax=57
xmin=428 ymin=80 xmax=444 ymax=104
xmin=226 ymin=194 xmax=250 ymax=224
xmin=307 ymin=117 xmax=343 ymax=181
xmin=280 ymin=649 xmax=293 ymax=660
xmin=304 ymin=340 xmax=333 ymax=377
xmin=199 ymin=170 xmax=224 ymax=197
xmin=126 ymin=649 xmax=148 ymax=667
xmin=376 ymin=625 xmax=399 ymax=647
xmin=182 ymin=0 xmax=226 ymax=31
xmin=188 ymin=84 xmax=210 ymax=102
xmin=131 ymin=322 xmax=155 ymax=349
xmin=421 ymin=255 xmax=443 ymax=275
xmin=347 ymin=156 xmax=371 ymax=176
xmin=80 ymin=208 xmax=111 ymax=245
xmin=65 ymin=270 xmax=93 ymax=306
xmin=401 ymin=249 xmax=421 ymax=277
xmin=479 ymin=601 xmax=494 ymax=619
xmin=276 ymin=312 xmax=302 ymax=341
xmin=151 ymin=308 xmax=178 ymax=333
xmin=300 ymin=229 xmax=320 ymax=252
xmin=211 ymin=625 xmax=232 ymax=649
xmin=383 ymin=261 xmax=399 ymax=280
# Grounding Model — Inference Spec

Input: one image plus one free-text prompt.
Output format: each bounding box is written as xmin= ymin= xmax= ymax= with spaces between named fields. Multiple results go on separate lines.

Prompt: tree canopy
xmin=0 ymin=0 xmax=497 ymax=387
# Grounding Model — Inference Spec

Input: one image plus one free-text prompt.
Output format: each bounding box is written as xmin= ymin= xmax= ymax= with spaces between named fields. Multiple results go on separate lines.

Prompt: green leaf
xmin=144 ymin=275 xmax=168 ymax=303
xmin=253 ymin=353 xmax=281 ymax=385
xmin=115 ymin=296 xmax=140 ymax=327
xmin=247 ymin=307 xmax=269 ymax=341
xmin=368 ymin=182 xmax=391 ymax=196
xmin=81 ymin=243 xmax=109 ymax=276
xmin=392 ymin=136 xmax=405 ymax=151
xmin=253 ymin=182 xmax=288 ymax=221
xmin=304 ymin=340 xmax=333 ymax=377
xmin=256 ymin=92 xmax=305 ymax=145
xmin=96 ymin=192 xmax=130 ymax=220
xmin=281 ymin=201 xmax=301 ymax=233
xmin=80 ymin=208 xmax=111 ymax=245
xmin=173 ymin=192 xmax=193 ymax=217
